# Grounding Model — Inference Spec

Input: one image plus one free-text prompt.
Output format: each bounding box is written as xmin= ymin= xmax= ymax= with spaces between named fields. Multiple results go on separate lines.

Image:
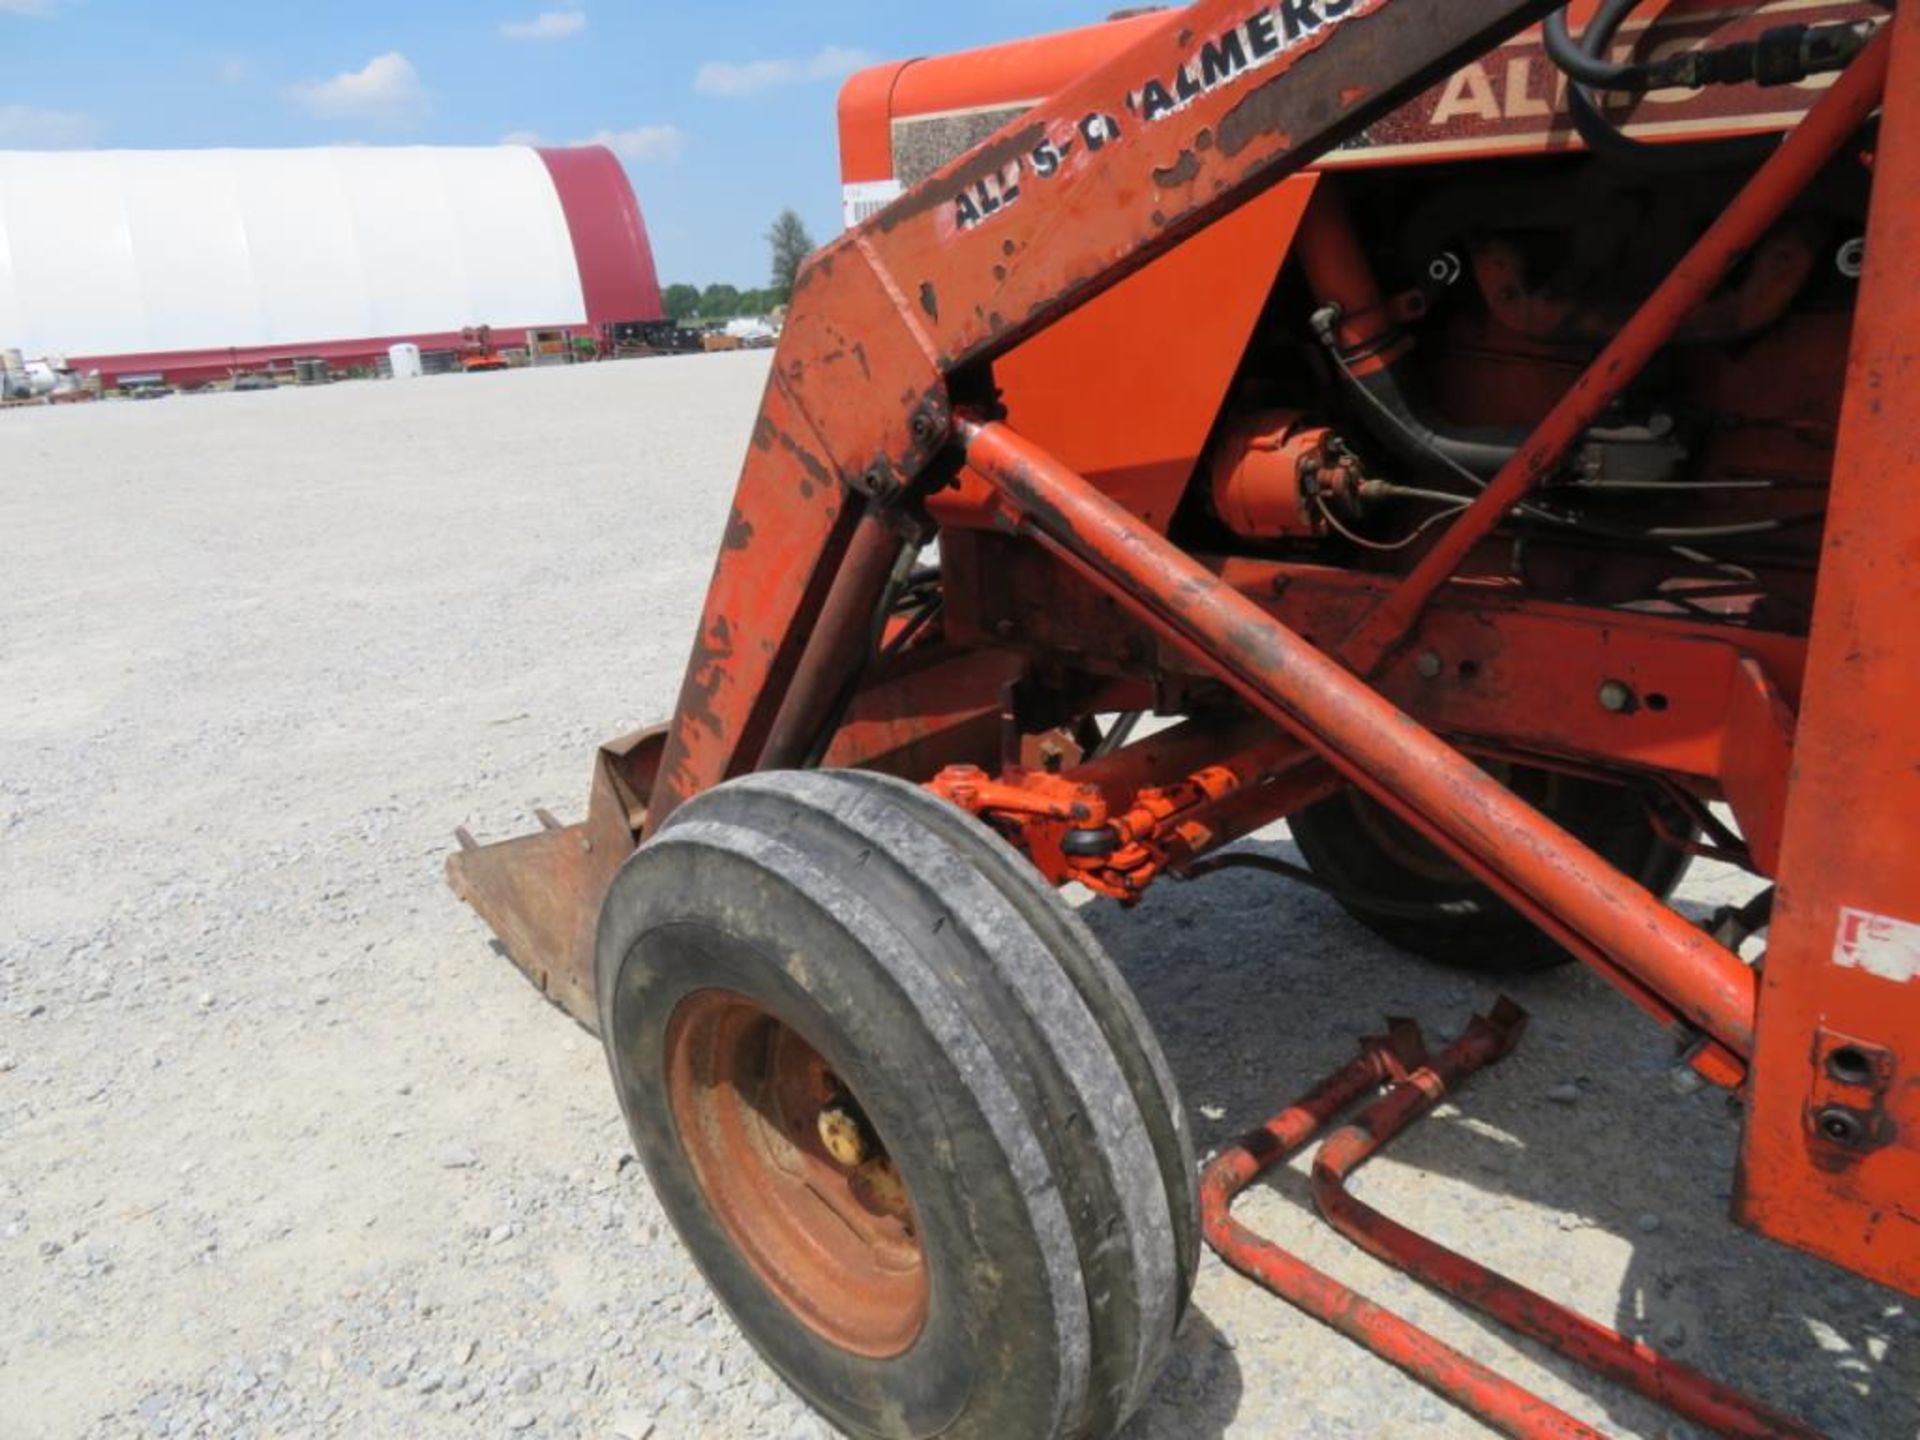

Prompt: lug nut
xmin=850 ymin=1157 xmax=914 ymax=1226
xmin=817 ymin=1103 xmax=871 ymax=1168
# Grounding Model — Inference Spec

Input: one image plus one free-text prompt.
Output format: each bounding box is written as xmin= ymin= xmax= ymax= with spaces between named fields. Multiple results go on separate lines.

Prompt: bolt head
xmin=1814 ymin=1106 xmax=1867 ymax=1148
xmin=1598 ymin=680 xmax=1636 ymax=714
xmin=1415 ymin=651 xmax=1444 ymax=680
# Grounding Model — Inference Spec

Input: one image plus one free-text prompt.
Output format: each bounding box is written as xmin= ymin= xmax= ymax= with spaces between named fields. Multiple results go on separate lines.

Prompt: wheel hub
xmin=663 ymin=990 xmax=929 ymax=1359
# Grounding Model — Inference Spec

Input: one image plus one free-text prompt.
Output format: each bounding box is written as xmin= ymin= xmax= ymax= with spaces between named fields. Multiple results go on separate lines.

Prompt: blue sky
xmin=0 ymin=0 xmax=1115 ymax=287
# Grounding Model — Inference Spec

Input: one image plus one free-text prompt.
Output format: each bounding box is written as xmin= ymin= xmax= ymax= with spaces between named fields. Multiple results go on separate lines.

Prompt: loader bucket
xmin=446 ymin=726 xmax=667 ymax=1034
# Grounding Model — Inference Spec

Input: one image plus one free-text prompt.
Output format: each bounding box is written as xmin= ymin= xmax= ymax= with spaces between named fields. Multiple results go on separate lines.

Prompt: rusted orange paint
xmin=650 ymin=0 xmax=1559 ymax=827
xmin=961 ymin=415 xmax=1759 ymax=1059
xmin=456 ymin=0 xmax=1918 ymax=1356
xmin=1738 ymin=0 xmax=1920 ymax=1299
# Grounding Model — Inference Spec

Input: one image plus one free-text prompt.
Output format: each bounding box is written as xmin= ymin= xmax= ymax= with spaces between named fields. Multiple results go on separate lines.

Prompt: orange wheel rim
xmin=664 ymin=990 xmax=929 ymax=1358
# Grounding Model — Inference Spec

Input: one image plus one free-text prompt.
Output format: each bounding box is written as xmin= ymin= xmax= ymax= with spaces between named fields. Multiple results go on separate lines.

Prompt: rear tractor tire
xmin=1288 ymin=767 xmax=1693 ymax=974
xmin=596 ymin=769 xmax=1198 ymax=1440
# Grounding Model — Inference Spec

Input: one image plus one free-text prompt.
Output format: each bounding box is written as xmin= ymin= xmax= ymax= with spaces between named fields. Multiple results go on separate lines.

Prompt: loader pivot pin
xmin=1202 ymin=1000 xmax=1824 ymax=1440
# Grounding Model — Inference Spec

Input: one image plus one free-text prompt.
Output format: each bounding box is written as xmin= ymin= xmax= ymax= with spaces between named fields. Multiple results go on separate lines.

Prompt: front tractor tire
xmin=596 ymin=769 xmax=1198 ymax=1440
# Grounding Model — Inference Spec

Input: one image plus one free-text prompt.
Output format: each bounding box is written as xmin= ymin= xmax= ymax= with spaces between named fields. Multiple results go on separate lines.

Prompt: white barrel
xmin=388 ymin=342 xmax=424 ymax=380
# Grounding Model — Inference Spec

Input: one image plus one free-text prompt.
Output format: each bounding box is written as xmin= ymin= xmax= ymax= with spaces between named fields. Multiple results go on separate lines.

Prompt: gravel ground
xmin=2 ymin=355 xmax=1914 ymax=1440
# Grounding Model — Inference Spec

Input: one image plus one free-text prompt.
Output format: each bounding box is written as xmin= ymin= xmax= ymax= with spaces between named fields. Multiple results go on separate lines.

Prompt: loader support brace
xmin=1202 ymin=1002 xmax=1823 ymax=1440
xmin=959 ymin=418 xmax=1757 ymax=1071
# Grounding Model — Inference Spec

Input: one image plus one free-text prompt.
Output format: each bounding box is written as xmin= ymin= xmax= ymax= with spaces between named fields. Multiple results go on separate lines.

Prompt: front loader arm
xmin=651 ymin=0 xmax=1807 ymax=1082
xmin=648 ymin=0 xmax=1562 ymax=825
xmin=451 ymin=0 xmax=1558 ymax=1032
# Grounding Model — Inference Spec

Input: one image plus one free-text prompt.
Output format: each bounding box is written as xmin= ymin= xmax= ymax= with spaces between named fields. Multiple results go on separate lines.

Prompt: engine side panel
xmin=1338 ymin=0 xmax=1878 ymax=167
xmin=983 ymin=178 xmax=1320 ymax=530
xmin=839 ymin=0 xmax=1880 ymax=211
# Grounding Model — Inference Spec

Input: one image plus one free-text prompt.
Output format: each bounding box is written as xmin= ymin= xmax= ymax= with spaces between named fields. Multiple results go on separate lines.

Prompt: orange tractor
xmin=450 ymin=3 xmax=1917 ymax=1436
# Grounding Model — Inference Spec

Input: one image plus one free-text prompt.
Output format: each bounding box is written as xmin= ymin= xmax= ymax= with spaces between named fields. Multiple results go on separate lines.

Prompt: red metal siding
xmin=537 ymin=146 xmax=665 ymax=327
xmin=64 ymin=328 xmax=546 ymax=389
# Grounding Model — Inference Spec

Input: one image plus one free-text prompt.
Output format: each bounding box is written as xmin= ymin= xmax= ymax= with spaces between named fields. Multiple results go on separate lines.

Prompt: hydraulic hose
xmin=1315 ymin=310 xmax=1684 ymax=487
xmin=1551 ymin=0 xmax=1878 ymax=91
xmin=1347 ymin=364 xmax=1521 ymax=478
xmin=1560 ymin=0 xmax=1779 ymax=172
xmin=1307 ymin=307 xmax=1520 ymax=478
xmin=1315 ymin=311 xmax=1824 ymax=548
xmin=1549 ymin=0 xmax=1876 ymax=174
xmin=1544 ymin=3 xmax=1656 ymax=89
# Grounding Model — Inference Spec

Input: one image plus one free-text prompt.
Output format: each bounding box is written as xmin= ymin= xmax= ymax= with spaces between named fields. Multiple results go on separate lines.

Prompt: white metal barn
xmin=0 ymin=144 xmax=663 ymax=383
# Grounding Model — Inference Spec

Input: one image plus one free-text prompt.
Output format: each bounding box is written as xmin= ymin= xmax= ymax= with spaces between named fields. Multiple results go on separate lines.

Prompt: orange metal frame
xmin=656 ymin=0 xmax=1917 ymax=1306
xmin=1741 ymin=12 xmax=1920 ymax=1285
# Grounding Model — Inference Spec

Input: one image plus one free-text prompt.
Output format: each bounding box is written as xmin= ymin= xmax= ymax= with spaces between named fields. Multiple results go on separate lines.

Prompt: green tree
xmin=699 ymin=283 xmax=743 ymax=319
xmin=662 ymin=283 xmax=701 ymax=322
xmin=767 ymin=209 xmax=816 ymax=304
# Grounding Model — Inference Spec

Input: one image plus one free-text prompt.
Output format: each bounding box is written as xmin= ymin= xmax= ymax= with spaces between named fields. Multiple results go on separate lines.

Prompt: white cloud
xmin=693 ymin=45 xmax=876 ymax=99
xmin=291 ymin=52 xmax=429 ymax=125
xmin=809 ymin=45 xmax=878 ymax=79
xmin=501 ymin=10 xmax=586 ymax=41
xmin=577 ymin=125 xmax=685 ymax=165
xmin=497 ymin=124 xmax=684 ymax=164
xmin=0 ymin=103 xmax=90 ymax=146
xmin=0 ymin=0 xmax=62 ymax=15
